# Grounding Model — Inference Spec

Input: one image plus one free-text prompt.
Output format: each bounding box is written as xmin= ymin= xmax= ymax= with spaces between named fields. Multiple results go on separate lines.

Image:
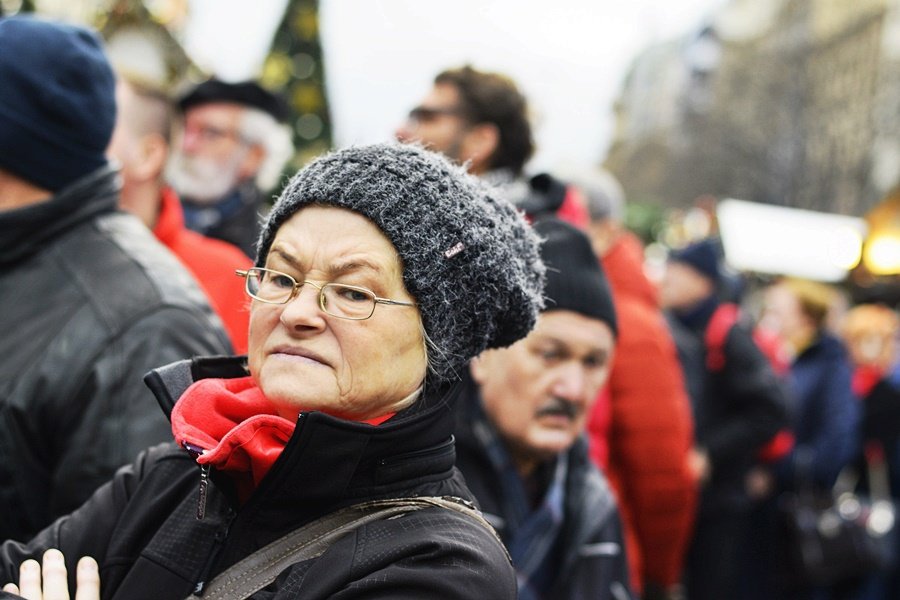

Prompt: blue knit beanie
xmin=0 ymin=16 xmax=116 ymax=192
xmin=668 ymin=238 xmax=722 ymax=284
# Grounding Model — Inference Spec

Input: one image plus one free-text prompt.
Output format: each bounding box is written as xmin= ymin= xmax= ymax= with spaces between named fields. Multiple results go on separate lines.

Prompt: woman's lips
xmin=270 ymin=346 xmax=328 ymax=366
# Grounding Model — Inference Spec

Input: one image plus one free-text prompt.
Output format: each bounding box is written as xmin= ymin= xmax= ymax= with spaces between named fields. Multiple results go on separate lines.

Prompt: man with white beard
xmin=167 ymin=79 xmax=294 ymax=257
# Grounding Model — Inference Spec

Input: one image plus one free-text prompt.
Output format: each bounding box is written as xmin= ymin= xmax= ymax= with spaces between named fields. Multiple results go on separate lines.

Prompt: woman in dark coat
xmin=755 ymin=278 xmax=860 ymax=600
xmin=0 ymin=142 xmax=546 ymax=600
xmin=841 ymin=303 xmax=900 ymax=600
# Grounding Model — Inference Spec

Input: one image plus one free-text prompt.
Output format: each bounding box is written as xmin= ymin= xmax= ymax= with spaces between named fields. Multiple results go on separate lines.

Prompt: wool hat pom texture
xmin=257 ymin=143 xmax=546 ymax=384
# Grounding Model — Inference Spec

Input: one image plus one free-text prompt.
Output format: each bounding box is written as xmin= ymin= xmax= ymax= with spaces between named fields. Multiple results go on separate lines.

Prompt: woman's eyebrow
xmin=270 ymin=247 xmax=390 ymax=279
xmin=328 ymin=258 xmax=387 ymax=278
xmin=270 ymin=248 xmax=303 ymax=270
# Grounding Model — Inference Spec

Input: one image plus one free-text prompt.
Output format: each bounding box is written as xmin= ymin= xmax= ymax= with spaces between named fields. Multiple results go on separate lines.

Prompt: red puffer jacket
xmin=588 ymin=232 xmax=698 ymax=591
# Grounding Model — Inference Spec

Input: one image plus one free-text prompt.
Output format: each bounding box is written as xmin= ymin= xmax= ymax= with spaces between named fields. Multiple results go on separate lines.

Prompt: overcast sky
xmin=186 ymin=0 xmax=725 ymax=173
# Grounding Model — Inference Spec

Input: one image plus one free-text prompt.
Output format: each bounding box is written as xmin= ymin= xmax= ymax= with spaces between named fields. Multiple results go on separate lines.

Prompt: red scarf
xmin=853 ymin=365 xmax=885 ymax=399
xmin=171 ymin=376 xmax=393 ymax=501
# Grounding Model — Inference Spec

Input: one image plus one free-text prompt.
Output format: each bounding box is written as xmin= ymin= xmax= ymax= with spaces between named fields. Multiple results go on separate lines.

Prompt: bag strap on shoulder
xmin=704 ymin=303 xmax=740 ymax=372
xmin=186 ymin=496 xmax=501 ymax=600
xmin=704 ymin=302 xmax=795 ymax=463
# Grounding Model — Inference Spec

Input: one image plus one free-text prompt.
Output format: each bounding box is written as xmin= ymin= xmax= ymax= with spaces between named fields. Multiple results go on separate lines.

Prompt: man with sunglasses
xmin=396 ymin=65 xmax=589 ymax=225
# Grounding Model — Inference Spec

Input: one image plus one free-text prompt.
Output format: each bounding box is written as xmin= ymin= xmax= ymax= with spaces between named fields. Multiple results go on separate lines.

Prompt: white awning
xmin=717 ymin=198 xmax=867 ymax=282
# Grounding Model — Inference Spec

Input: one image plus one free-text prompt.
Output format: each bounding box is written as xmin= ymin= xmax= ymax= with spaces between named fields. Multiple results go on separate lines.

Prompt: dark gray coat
xmin=0 ymin=167 xmax=231 ymax=540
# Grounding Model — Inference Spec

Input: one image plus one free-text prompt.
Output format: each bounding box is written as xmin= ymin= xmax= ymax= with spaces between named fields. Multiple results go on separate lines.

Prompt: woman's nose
xmin=278 ymin=285 xmax=326 ymax=331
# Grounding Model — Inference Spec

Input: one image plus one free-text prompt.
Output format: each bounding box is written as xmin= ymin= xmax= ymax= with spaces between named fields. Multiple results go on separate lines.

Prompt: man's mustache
xmin=535 ymin=397 xmax=580 ymax=420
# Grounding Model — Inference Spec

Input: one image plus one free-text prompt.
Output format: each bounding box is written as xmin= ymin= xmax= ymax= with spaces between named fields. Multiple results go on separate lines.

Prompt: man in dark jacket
xmin=0 ymin=16 xmax=231 ymax=542
xmin=660 ymin=238 xmax=789 ymax=600
xmin=455 ymin=218 xmax=633 ymax=600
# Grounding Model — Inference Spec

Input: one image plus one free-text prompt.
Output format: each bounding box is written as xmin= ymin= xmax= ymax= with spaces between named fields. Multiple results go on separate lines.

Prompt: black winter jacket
xmin=0 ymin=168 xmax=232 ymax=540
xmin=668 ymin=301 xmax=788 ymax=511
xmin=453 ymin=376 xmax=633 ymax=599
xmin=0 ymin=356 xmax=516 ymax=599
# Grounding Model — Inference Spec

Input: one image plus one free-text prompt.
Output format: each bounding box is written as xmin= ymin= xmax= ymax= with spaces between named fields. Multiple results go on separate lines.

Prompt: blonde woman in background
xmin=840 ymin=304 xmax=900 ymax=600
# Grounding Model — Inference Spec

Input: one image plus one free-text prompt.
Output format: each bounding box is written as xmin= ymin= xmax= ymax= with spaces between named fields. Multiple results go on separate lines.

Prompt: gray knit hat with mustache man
xmin=256 ymin=143 xmax=546 ymax=384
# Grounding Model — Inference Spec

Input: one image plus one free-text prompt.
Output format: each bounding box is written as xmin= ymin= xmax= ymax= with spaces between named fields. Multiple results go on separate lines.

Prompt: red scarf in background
xmin=853 ymin=365 xmax=885 ymax=399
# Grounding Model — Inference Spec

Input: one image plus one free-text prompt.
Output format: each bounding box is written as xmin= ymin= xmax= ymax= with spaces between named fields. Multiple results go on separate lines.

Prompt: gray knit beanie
xmin=256 ymin=143 xmax=546 ymax=384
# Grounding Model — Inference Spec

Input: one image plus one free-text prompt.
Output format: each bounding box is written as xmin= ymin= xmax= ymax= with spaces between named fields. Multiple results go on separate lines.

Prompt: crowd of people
xmin=1 ymin=13 xmax=899 ymax=600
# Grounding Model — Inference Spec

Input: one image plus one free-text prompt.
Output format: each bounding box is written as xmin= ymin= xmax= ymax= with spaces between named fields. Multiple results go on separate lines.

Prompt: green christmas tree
xmin=263 ymin=0 xmax=332 ymax=170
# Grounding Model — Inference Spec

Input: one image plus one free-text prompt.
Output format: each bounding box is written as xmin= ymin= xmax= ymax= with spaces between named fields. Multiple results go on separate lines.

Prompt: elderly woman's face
xmin=248 ymin=206 xmax=427 ymax=421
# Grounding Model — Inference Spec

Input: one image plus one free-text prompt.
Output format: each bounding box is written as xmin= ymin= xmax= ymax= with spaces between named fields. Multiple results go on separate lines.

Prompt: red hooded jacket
xmin=587 ymin=232 xmax=698 ymax=589
xmin=153 ymin=188 xmax=251 ymax=353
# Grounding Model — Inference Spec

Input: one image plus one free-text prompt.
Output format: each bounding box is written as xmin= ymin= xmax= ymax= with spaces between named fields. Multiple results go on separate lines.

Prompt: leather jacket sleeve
xmin=50 ymin=306 xmax=230 ymax=518
xmin=0 ymin=444 xmax=177 ymax=592
xmin=0 ymin=305 xmax=229 ymax=541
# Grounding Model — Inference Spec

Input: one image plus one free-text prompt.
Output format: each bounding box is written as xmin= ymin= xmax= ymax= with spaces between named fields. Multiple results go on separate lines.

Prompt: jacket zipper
xmin=193 ymin=520 xmax=231 ymax=596
xmin=182 ymin=440 xmax=234 ymax=595
xmin=186 ymin=414 xmax=308 ymax=592
xmin=376 ymin=435 xmax=455 ymax=467
xmin=183 ymin=441 xmax=211 ymax=520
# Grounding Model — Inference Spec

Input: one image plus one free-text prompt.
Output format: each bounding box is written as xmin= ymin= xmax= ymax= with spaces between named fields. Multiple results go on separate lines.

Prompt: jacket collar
xmin=482 ymin=169 xmax=567 ymax=219
xmin=0 ymin=165 xmax=120 ymax=266
xmin=673 ymin=293 xmax=721 ymax=332
xmin=145 ymin=356 xmax=460 ymax=525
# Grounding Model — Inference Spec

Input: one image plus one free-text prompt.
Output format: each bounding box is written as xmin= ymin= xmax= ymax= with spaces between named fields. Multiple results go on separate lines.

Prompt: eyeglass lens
xmin=247 ymin=269 xmax=375 ymax=319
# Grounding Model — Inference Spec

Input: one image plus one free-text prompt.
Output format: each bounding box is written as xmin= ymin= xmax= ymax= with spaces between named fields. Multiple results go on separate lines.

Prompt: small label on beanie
xmin=444 ymin=242 xmax=465 ymax=258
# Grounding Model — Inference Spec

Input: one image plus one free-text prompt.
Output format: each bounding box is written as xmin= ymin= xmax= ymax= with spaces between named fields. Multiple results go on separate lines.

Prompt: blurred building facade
xmin=605 ymin=0 xmax=900 ymax=217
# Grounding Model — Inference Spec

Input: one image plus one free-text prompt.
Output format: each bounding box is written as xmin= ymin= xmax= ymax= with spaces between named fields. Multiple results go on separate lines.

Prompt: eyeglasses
xmin=236 ymin=268 xmax=416 ymax=321
xmin=183 ymin=122 xmax=251 ymax=146
xmin=407 ymin=105 xmax=464 ymax=124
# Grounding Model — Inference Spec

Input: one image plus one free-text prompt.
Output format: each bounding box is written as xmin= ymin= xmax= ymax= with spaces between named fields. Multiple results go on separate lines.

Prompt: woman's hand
xmin=2 ymin=549 xmax=99 ymax=600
